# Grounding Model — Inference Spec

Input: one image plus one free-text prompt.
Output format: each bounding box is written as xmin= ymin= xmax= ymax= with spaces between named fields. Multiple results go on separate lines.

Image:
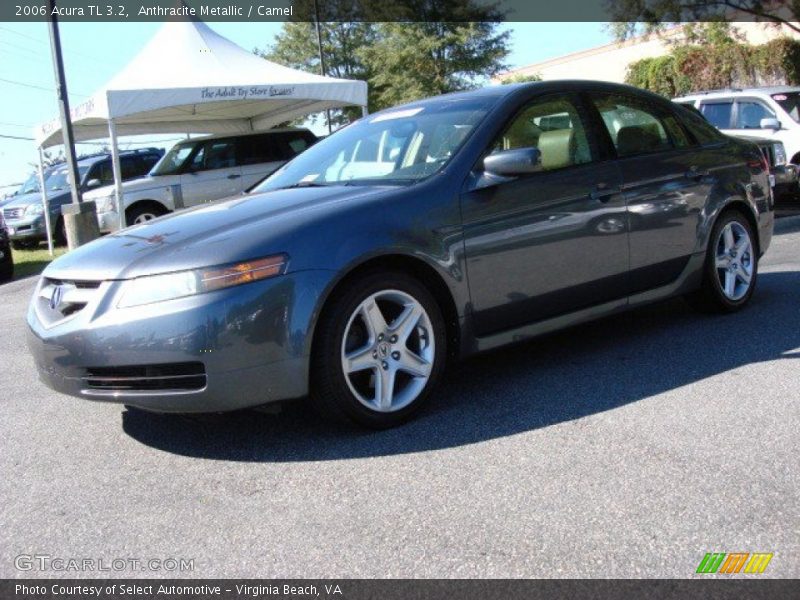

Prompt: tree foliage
xmin=499 ymin=72 xmax=543 ymax=84
xmin=607 ymin=0 xmax=800 ymax=40
xmin=260 ymin=0 xmax=510 ymax=125
xmin=625 ymin=34 xmax=800 ymax=96
xmin=260 ymin=22 xmax=377 ymax=128
xmin=359 ymin=22 xmax=509 ymax=109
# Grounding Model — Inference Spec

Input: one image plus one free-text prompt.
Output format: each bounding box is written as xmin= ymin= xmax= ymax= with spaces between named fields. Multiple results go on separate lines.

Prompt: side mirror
xmin=760 ymin=117 xmax=780 ymax=131
xmin=483 ymin=147 xmax=542 ymax=177
xmin=85 ymin=179 xmax=102 ymax=189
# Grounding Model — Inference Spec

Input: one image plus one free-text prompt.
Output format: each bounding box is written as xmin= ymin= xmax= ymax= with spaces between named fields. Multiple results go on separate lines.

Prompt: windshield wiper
xmin=274 ymin=181 xmax=339 ymax=190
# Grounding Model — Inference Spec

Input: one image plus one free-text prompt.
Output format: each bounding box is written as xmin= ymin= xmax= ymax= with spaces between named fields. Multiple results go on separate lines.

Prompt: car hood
xmin=83 ymin=175 xmax=169 ymax=199
xmin=44 ymin=185 xmax=400 ymax=281
xmin=2 ymin=190 xmax=64 ymax=210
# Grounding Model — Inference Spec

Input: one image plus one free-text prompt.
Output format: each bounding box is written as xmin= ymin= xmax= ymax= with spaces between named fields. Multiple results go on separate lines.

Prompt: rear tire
xmin=54 ymin=217 xmax=67 ymax=246
xmin=687 ymin=210 xmax=757 ymax=313
xmin=310 ymin=271 xmax=447 ymax=429
xmin=0 ymin=254 xmax=13 ymax=282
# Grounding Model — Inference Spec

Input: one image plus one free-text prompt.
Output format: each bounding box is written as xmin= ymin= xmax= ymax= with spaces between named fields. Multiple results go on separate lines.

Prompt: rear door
xmin=460 ymin=92 xmax=628 ymax=336
xmin=237 ymin=133 xmax=287 ymax=190
xmin=179 ymin=138 xmax=242 ymax=206
xmin=588 ymin=91 xmax=712 ymax=293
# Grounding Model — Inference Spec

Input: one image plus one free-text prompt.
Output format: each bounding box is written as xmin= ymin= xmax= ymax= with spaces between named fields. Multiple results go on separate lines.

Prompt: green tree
xmin=607 ymin=0 xmax=800 ymax=40
xmin=359 ymin=21 xmax=510 ymax=109
xmin=259 ymin=22 xmax=378 ymax=128
xmin=499 ymin=72 xmax=543 ymax=84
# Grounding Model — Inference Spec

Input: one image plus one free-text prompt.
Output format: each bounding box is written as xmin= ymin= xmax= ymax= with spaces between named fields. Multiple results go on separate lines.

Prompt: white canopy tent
xmin=34 ymin=19 xmax=368 ymax=237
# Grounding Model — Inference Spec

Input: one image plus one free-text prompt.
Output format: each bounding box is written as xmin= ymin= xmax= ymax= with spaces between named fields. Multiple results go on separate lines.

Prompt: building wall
xmin=496 ymin=22 xmax=800 ymax=84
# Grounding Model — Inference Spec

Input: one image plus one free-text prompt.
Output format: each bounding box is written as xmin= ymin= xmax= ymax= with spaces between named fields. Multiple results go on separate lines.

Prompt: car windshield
xmin=151 ymin=141 xmax=199 ymax=176
xmin=17 ymin=172 xmax=41 ymax=195
xmin=44 ymin=165 xmax=89 ymax=192
xmin=252 ymin=98 xmax=493 ymax=192
xmin=772 ymin=92 xmax=800 ymax=123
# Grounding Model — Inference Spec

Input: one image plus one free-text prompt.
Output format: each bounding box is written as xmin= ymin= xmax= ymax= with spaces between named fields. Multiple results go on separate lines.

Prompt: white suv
xmin=674 ymin=86 xmax=800 ymax=165
xmin=86 ymin=129 xmax=317 ymax=232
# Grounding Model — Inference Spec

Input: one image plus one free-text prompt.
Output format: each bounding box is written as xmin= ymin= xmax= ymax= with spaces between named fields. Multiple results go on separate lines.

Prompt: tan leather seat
xmin=538 ymin=129 xmax=574 ymax=170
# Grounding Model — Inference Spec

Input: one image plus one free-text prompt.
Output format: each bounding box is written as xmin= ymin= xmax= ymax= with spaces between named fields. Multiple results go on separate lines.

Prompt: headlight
xmin=24 ymin=203 xmax=44 ymax=216
xmin=117 ymin=254 xmax=288 ymax=308
xmin=773 ymin=143 xmax=787 ymax=167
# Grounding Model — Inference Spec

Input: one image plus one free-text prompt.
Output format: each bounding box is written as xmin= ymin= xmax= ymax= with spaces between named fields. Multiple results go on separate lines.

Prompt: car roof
xmin=171 ymin=127 xmax=314 ymax=145
xmin=369 ymin=80 xmax=672 ymax=114
xmin=72 ymin=148 xmax=163 ymax=167
xmin=675 ymin=86 xmax=800 ymax=101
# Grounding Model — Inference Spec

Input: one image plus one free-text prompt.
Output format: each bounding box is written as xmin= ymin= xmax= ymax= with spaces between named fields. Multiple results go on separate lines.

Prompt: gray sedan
xmin=27 ymin=81 xmax=774 ymax=428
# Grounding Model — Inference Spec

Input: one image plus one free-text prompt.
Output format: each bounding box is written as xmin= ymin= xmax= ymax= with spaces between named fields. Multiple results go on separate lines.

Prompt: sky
xmin=0 ymin=21 xmax=611 ymax=188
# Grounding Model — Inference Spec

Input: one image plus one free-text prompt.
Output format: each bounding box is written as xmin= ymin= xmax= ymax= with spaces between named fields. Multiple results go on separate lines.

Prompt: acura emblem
xmin=49 ymin=285 xmax=64 ymax=311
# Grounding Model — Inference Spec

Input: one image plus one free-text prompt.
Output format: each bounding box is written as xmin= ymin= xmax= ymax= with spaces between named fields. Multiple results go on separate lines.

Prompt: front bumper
xmin=26 ymin=269 xmax=332 ymax=413
xmin=6 ymin=215 xmax=45 ymax=241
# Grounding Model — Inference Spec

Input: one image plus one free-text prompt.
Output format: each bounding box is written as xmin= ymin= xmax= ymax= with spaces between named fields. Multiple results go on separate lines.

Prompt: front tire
xmin=126 ymin=203 xmax=166 ymax=227
xmin=311 ymin=271 xmax=447 ymax=428
xmin=688 ymin=210 xmax=757 ymax=313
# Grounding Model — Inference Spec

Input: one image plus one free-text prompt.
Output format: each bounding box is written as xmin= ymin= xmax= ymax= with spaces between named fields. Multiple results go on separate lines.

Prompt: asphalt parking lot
xmin=1 ymin=216 xmax=798 ymax=579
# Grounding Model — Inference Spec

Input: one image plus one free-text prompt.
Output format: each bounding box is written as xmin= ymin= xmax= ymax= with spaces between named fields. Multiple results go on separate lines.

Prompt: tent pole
xmin=37 ymin=147 xmax=54 ymax=257
xmin=362 ymin=105 xmax=368 ymax=118
xmin=108 ymin=119 xmax=125 ymax=232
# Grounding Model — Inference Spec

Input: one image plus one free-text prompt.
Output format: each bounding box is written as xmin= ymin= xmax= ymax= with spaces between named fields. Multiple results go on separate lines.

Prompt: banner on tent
xmin=200 ymin=86 xmax=297 ymax=101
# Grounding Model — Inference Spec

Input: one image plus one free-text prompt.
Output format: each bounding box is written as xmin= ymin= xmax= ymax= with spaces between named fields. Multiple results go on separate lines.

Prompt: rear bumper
xmin=26 ymin=269 xmax=332 ymax=413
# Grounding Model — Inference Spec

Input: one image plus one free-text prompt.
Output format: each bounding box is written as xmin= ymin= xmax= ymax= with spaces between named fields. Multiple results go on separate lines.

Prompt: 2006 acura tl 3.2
xmin=27 ymin=81 xmax=774 ymax=428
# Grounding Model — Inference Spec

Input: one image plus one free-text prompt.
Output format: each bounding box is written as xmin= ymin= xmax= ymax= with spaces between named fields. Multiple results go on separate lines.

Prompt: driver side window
xmin=490 ymin=95 xmax=592 ymax=171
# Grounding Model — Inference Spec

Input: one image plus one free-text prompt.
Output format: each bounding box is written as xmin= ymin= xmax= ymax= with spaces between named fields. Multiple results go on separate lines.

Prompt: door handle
xmin=227 ymin=174 xmax=241 ymax=180
xmin=685 ymin=165 xmax=709 ymax=179
xmin=590 ymin=182 xmax=618 ymax=203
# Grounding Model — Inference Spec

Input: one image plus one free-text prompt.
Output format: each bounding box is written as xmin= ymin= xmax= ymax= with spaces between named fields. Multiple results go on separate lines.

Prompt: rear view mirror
xmin=483 ymin=147 xmax=542 ymax=176
xmin=760 ymin=118 xmax=780 ymax=131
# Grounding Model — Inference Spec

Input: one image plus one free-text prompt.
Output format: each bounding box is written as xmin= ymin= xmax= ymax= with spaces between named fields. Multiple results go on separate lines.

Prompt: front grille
xmin=83 ymin=362 xmax=207 ymax=392
xmin=4 ymin=207 xmax=23 ymax=220
xmin=36 ymin=277 xmax=103 ymax=325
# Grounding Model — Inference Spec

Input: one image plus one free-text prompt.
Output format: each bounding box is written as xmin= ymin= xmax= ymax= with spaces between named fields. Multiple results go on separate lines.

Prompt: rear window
xmin=237 ymin=132 xmax=317 ymax=165
xmin=700 ymin=102 xmax=733 ymax=129
xmin=675 ymin=105 xmax=724 ymax=145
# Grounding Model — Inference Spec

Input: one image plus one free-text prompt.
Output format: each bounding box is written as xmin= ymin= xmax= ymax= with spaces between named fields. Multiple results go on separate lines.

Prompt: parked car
xmin=84 ymin=129 xmax=318 ymax=232
xmin=0 ymin=210 xmax=13 ymax=282
xmin=3 ymin=148 xmax=163 ymax=248
xmin=27 ymin=81 xmax=773 ymax=429
xmin=674 ymin=87 xmax=800 ymax=164
xmin=0 ymin=172 xmax=43 ymax=209
xmin=674 ymin=101 xmax=798 ymax=202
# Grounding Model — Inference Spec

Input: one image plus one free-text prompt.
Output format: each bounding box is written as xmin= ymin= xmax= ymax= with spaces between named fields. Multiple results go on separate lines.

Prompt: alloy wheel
xmin=340 ymin=289 xmax=435 ymax=413
xmin=715 ymin=221 xmax=753 ymax=301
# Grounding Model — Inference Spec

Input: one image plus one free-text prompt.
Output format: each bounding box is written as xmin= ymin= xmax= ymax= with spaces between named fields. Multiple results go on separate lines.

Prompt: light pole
xmin=46 ymin=0 xmax=99 ymax=248
xmin=313 ymin=0 xmax=333 ymax=134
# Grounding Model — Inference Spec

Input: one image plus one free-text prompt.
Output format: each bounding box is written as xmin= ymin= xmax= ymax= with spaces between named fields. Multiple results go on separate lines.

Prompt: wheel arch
xmin=713 ymin=199 xmax=761 ymax=257
xmin=309 ymin=253 xmax=462 ymax=365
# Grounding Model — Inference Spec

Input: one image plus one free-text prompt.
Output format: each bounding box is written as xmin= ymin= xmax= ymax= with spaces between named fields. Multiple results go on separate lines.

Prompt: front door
xmin=460 ymin=93 xmax=628 ymax=337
